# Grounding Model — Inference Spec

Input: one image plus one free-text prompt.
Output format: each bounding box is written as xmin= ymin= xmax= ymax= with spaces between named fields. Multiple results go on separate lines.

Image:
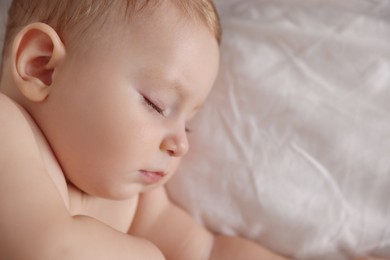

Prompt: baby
xmin=0 ymin=0 xmax=289 ymax=259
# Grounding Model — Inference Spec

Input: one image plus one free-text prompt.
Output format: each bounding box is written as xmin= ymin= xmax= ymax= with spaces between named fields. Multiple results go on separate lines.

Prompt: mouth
xmin=139 ymin=170 xmax=166 ymax=184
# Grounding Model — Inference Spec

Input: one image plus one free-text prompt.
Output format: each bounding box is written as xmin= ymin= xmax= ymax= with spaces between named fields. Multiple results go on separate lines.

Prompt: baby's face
xmin=39 ymin=3 xmax=219 ymax=199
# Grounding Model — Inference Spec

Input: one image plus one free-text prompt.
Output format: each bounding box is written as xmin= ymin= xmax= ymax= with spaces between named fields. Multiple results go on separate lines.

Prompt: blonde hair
xmin=2 ymin=0 xmax=221 ymax=59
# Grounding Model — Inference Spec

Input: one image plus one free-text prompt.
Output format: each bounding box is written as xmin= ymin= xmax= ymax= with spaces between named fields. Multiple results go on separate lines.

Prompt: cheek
xmin=49 ymin=79 xmax=158 ymax=172
xmin=80 ymin=90 xmax=156 ymax=160
xmin=103 ymin=97 xmax=169 ymax=169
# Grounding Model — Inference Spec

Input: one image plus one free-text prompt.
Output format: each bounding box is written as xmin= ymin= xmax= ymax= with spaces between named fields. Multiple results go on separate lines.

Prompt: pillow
xmin=167 ymin=0 xmax=390 ymax=259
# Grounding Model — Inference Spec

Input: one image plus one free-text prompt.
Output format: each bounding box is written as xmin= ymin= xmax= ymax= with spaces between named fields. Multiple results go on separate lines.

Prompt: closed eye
xmin=143 ymin=96 xmax=164 ymax=116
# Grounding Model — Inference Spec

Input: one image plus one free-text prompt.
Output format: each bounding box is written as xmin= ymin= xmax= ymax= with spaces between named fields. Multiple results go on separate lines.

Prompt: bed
xmin=1 ymin=0 xmax=389 ymax=259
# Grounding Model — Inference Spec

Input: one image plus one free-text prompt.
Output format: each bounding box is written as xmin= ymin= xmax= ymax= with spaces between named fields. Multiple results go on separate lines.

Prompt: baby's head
xmin=1 ymin=0 xmax=221 ymax=200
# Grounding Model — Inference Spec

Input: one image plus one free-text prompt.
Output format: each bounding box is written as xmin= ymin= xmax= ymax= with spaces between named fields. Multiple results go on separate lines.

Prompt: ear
xmin=11 ymin=22 xmax=66 ymax=102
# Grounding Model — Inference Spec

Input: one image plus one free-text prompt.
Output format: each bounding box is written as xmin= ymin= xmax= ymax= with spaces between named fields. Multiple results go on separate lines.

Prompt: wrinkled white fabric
xmin=167 ymin=1 xmax=390 ymax=259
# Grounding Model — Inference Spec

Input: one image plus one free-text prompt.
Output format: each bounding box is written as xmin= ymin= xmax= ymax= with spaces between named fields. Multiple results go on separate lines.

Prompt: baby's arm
xmin=0 ymin=95 xmax=163 ymax=260
xmin=129 ymin=187 xmax=289 ymax=260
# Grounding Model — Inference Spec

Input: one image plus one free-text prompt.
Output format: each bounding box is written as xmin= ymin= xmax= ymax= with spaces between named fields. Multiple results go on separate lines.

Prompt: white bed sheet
xmin=166 ymin=1 xmax=390 ymax=259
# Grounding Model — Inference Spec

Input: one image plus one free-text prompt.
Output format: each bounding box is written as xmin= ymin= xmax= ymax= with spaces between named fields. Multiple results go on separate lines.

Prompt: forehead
xmin=68 ymin=0 xmax=219 ymax=100
xmin=119 ymin=2 xmax=219 ymax=89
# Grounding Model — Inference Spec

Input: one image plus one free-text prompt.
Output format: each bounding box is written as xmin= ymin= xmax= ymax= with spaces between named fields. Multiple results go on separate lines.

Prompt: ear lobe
xmin=12 ymin=22 xmax=66 ymax=102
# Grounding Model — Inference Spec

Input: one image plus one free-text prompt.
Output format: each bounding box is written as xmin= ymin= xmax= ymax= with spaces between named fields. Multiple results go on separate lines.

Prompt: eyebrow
xmin=138 ymin=67 xmax=204 ymax=110
xmin=139 ymin=67 xmax=185 ymax=94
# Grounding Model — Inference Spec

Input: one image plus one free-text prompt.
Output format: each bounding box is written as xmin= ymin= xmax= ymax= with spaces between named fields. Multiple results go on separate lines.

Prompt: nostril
xmin=160 ymin=127 xmax=189 ymax=157
xmin=167 ymin=149 xmax=175 ymax=157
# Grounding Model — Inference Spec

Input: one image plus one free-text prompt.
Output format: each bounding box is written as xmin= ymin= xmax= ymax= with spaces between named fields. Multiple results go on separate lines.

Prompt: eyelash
xmin=143 ymin=96 xmax=164 ymax=115
xmin=143 ymin=96 xmax=191 ymax=133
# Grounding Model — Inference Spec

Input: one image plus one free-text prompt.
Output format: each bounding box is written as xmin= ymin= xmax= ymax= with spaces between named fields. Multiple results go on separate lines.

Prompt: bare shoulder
xmin=0 ymin=93 xmax=25 ymax=125
xmin=0 ymin=93 xmax=72 ymax=259
xmin=0 ymin=92 xmax=17 ymax=112
xmin=0 ymin=93 xmax=46 ymax=167
xmin=0 ymin=92 xmax=66 ymax=207
xmin=0 ymin=92 xmax=26 ymax=119
xmin=0 ymin=93 xmax=38 ymax=157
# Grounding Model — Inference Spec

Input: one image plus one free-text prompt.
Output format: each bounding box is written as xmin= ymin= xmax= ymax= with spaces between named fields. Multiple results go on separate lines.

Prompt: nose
xmin=160 ymin=126 xmax=189 ymax=157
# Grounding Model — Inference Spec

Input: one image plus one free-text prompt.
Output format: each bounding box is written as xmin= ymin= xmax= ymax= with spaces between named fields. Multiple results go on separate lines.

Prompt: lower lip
xmin=139 ymin=170 xmax=165 ymax=184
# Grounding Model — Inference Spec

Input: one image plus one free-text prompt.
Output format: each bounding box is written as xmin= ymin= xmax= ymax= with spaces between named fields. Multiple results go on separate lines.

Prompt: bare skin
xmin=0 ymin=1 xmax=382 ymax=259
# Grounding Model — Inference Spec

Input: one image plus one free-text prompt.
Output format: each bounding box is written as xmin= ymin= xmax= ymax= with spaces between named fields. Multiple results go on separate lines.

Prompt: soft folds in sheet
xmin=167 ymin=1 xmax=390 ymax=259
